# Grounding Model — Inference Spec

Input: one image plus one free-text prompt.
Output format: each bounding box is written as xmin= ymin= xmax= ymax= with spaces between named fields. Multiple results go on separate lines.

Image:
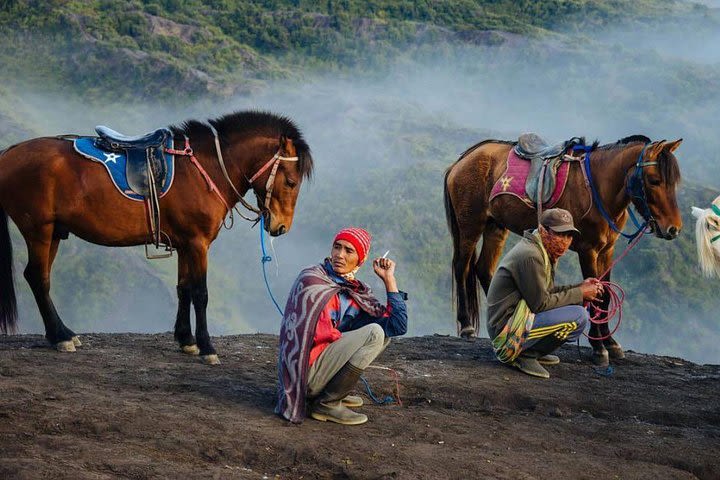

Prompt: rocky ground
xmin=1 ymin=333 xmax=718 ymax=479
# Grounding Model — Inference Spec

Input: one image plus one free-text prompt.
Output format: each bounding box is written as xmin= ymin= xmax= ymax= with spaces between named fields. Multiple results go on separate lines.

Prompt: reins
xmin=575 ymin=143 xmax=659 ymax=340
xmin=534 ymin=141 xmax=656 ymax=343
xmin=583 ymin=228 xmax=647 ymax=341
xmin=575 ymin=143 xmax=656 ymax=242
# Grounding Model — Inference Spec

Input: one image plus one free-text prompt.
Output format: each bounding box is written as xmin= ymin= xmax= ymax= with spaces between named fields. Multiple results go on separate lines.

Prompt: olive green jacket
xmin=486 ymin=230 xmax=584 ymax=340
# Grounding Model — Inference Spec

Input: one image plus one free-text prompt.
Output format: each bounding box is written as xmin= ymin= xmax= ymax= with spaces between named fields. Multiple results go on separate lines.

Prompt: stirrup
xmin=145 ymin=231 xmax=174 ymax=259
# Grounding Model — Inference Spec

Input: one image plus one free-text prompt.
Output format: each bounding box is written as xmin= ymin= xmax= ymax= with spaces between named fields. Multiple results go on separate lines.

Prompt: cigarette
xmin=382 ymin=250 xmax=390 ymax=259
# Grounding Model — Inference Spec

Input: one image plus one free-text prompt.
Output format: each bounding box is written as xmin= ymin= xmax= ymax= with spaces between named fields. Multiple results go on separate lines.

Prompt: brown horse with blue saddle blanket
xmin=444 ymin=134 xmax=682 ymax=365
xmin=0 ymin=111 xmax=313 ymax=364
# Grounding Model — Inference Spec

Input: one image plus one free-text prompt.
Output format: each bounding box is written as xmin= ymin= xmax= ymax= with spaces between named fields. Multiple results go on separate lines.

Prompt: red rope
xmin=165 ymin=138 xmax=231 ymax=213
xmin=583 ymin=229 xmax=646 ymax=341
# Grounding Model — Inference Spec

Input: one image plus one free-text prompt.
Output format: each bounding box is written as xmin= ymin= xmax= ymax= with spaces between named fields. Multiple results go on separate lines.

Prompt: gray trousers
xmin=307 ymin=323 xmax=389 ymax=398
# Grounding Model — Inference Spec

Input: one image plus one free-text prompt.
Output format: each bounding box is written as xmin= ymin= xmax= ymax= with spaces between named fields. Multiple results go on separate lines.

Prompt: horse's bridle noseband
xmin=247 ymin=151 xmax=299 ymax=212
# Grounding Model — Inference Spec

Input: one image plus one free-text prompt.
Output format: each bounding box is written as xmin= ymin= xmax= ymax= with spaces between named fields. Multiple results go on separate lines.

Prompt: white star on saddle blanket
xmin=103 ymin=152 xmax=121 ymax=164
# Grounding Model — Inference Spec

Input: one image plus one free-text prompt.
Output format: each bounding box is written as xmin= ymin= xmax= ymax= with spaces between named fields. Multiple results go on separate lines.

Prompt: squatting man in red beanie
xmin=276 ymin=227 xmax=408 ymax=425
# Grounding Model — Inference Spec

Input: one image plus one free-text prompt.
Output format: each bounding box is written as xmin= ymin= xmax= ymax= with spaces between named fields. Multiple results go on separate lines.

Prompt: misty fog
xmin=4 ymin=17 xmax=719 ymax=364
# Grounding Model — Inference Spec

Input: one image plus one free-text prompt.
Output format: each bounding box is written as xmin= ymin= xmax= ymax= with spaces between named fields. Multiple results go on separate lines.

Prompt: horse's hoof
xmin=606 ymin=345 xmax=625 ymax=359
xmin=72 ymin=336 xmax=82 ymax=347
xmin=592 ymin=350 xmax=609 ymax=367
xmin=202 ymin=354 xmax=220 ymax=365
xmin=181 ymin=344 xmax=200 ymax=356
xmin=459 ymin=326 xmax=476 ymax=339
xmin=56 ymin=341 xmax=76 ymax=353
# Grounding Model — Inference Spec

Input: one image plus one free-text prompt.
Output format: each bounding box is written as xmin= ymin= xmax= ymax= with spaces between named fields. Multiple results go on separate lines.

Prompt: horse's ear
xmin=278 ymin=135 xmax=294 ymax=153
xmin=664 ymin=138 xmax=683 ymax=154
xmin=280 ymin=135 xmax=296 ymax=156
xmin=646 ymin=140 xmax=667 ymax=159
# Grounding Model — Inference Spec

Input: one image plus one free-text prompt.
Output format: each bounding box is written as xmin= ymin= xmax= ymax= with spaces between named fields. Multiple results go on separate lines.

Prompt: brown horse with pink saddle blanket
xmin=444 ymin=134 xmax=683 ymax=365
xmin=0 ymin=111 xmax=313 ymax=364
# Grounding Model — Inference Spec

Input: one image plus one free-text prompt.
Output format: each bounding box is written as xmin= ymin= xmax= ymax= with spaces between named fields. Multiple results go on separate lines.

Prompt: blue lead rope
xmin=360 ymin=375 xmax=396 ymax=405
xmin=259 ymin=216 xmax=284 ymax=317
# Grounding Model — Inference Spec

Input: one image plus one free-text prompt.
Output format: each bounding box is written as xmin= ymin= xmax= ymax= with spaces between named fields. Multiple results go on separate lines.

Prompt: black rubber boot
xmin=310 ymin=363 xmax=367 ymax=425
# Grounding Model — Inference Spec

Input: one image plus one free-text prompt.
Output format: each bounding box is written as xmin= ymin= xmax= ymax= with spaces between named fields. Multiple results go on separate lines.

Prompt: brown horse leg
xmin=185 ymin=243 xmax=218 ymax=365
xmin=446 ymin=165 xmax=487 ymax=338
xmin=476 ymin=220 xmax=509 ymax=295
xmin=453 ymin=235 xmax=482 ymax=338
xmin=23 ymin=230 xmax=75 ymax=352
xmin=47 ymin=237 xmax=81 ymax=347
xmin=174 ymin=251 xmax=198 ymax=355
xmin=577 ymin=249 xmax=609 ymax=366
xmin=597 ymin=256 xmax=624 ymax=360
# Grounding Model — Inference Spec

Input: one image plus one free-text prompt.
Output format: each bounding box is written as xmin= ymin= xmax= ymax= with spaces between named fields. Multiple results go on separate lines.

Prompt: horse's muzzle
xmin=270 ymin=225 xmax=287 ymax=237
xmin=655 ymin=221 xmax=680 ymax=240
xmin=666 ymin=225 xmax=680 ymax=239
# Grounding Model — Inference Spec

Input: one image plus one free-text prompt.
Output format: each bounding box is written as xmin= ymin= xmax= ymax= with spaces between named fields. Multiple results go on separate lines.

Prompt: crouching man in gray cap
xmin=487 ymin=208 xmax=603 ymax=378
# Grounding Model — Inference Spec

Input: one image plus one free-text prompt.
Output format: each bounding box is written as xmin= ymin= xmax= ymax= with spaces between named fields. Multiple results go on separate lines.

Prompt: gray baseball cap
xmin=540 ymin=208 xmax=580 ymax=234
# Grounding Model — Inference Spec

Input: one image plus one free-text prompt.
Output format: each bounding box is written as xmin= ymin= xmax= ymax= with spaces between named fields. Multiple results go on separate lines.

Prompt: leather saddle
xmin=94 ymin=126 xmax=171 ymax=197
xmin=94 ymin=125 xmax=173 ymax=257
xmin=513 ymin=133 xmax=584 ymax=205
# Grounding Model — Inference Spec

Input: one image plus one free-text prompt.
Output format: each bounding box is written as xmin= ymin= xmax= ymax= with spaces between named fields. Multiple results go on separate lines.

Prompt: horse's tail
xmin=444 ymin=162 xmax=480 ymax=335
xmin=0 ymin=204 xmax=18 ymax=334
xmin=443 ymin=166 xmax=459 ymax=304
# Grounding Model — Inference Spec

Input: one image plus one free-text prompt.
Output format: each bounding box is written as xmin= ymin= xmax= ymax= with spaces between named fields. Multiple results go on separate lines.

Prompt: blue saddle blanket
xmin=73 ymin=137 xmax=175 ymax=201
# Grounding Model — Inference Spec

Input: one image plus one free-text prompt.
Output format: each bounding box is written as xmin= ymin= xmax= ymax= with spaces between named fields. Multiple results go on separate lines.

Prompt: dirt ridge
xmin=1 ymin=333 xmax=718 ymax=479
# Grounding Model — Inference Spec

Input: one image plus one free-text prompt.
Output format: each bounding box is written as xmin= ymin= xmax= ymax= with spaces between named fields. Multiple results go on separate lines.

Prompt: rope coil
xmin=583 ymin=228 xmax=647 ymax=341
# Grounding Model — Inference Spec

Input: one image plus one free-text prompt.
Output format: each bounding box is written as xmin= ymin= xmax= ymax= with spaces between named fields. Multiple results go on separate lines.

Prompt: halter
xmin=625 ymin=144 xmax=658 ymax=230
xmin=166 ymin=126 xmax=299 ymax=228
xmin=577 ymin=142 xmax=656 ymax=242
xmin=711 ymin=204 xmax=720 ymax=244
xmin=247 ymin=150 xmax=299 ymax=212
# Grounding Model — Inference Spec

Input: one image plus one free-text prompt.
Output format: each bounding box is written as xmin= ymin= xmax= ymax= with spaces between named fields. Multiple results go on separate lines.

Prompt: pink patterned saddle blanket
xmin=490 ymin=149 xmax=571 ymax=208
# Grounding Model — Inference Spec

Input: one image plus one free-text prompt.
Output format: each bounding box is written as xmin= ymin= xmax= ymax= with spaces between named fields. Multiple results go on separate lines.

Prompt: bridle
xmin=578 ymin=142 xmax=659 ymax=241
xmin=208 ymin=123 xmax=299 ymax=226
xmin=168 ymin=124 xmax=299 ymax=229
xmin=624 ymin=143 xmax=658 ymax=232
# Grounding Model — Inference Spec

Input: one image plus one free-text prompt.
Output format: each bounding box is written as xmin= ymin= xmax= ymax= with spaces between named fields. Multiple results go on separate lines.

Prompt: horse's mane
xmin=170 ymin=110 xmax=314 ymax=181
xmin=694 ymin=207 xmax=720 ymax=278
xmin=457 ymin=139 xmax=515 ymax=162
xmin=595 ymin=135 xmax=651 ymax=150
xmin=596 ymin=134 xmax=680 ymax=186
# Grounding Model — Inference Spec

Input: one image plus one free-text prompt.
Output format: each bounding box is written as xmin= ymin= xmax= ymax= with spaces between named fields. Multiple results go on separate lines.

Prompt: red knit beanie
xmin=334 ymin=227 xmax=372 ymax=265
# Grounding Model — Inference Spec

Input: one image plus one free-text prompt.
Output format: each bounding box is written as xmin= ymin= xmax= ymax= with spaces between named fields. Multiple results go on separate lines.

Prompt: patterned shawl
xmin=275 ymin=262 xmax=386 ymax=423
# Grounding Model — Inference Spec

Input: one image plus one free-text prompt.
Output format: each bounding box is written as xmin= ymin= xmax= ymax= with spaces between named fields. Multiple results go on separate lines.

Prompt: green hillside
xmin=0 ymin=0 xmax=711 ymax=99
